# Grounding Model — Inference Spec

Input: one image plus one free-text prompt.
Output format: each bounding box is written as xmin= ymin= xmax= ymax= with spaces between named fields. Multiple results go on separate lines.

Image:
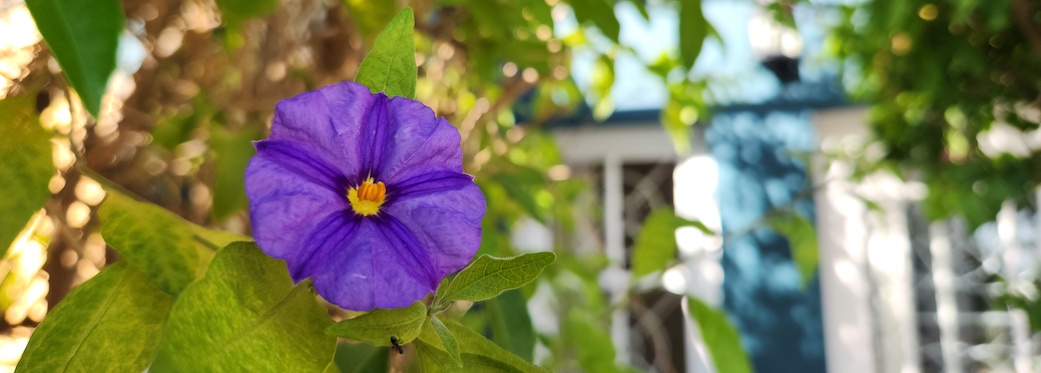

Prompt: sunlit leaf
xmin=356 ymin=7 xmax=417 ymax=99
xmin=632 ymin=208 xmax=712 ymax=277
xmin=98 ymin=190 xmax=249 ymax=295
xmin=767 ymin=212 xmax=819 ymax=287
xmin=436 ymin=252 xmax=556 ymax=303
xmin=26 ymin=0 xmax=123 ymax=117
xmin=17 ymin=263 xmax=173 ymax=373
xmin=0 ymin=93 xmax=52 ymax=254
xmin=325 ymin=301 xmax=427 ymax=345
xmin=151 ymin=242 xmax=335 ymax=372
xmin=687 ymin=297 xmax=752 ymax=373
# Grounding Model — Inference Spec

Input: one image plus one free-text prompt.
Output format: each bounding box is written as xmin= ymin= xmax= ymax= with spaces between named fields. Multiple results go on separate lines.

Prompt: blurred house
xmin=526 ymin=1 xmax=1038 ymax=372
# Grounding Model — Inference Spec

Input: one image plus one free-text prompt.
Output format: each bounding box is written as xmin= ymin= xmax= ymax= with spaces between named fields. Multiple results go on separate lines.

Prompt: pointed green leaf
xmin=632 ymin=208 xmax=713 ymax=277
xmin=325 ymin=301 xmax=427 ymax=345
xmin=417 ymin=319 xmax=547 ymax=372
xmin=26 ymin=0 xmax=123 ymax=117
xmin=17 ymin=262 xmax=173 ymax=372
xmin=687 ymin=297 xmax=752 ymax=373
xmin=418 ymin=316 xmax=462 ymax=367
xmin=0 ymin=93 xmax=53 ymax=254
xmin=678 ymin=0 xmax=709 ymax=70
xmin=767 ymin=213 xmax=819 ymax=286
xmin=436 ymin=252 xmax=556 ymax=303
xmin=151 ymin=242 xmax=335 ymax=372
xmin=446 ymin=320 xmax=547 ymax=372
xmin=98 ymin=190 xmax=250 ymax=295
xmin=355 ymin=7 xmax=416 ymax=99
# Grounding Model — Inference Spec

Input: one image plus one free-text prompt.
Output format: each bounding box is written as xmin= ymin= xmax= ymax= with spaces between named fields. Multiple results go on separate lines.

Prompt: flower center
xmin=347 ymin=177 xmax=386 ymax=216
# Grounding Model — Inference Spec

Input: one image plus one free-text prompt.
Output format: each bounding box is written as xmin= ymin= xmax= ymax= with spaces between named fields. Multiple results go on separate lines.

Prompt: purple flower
xmin=245 ymin=82 xmax=485 ymax=311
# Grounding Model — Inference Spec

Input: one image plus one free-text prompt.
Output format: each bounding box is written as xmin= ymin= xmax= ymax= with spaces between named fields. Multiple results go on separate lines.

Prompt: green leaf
xmin=687 ymin=297 xmax=752 ymax=373
xmin=151 ymin=242 xmax=336 ymax=372
xmin=355 ymin=7 xmax=417 ymax=99
xmin=99 ymin=190 xmax=243 ymax=295
xmin=485 ymin=289 xmax=536 ymax=362
xmin=569 ymin=0 xmax=621 ymax=43
xmin=767 ymin=213 xmax=819 ymax=286
xmin=632 ymin=208 xmax=712 ymax=277
xmin=420 ymin=315 xmax=462 ymax=367
xmin=26 ymin=0 xmax=123 ymax=117
xmin=209 ymin=126 xmax=260 ymax=219
xmin=417 ymin=320 xmax=547 ymax=372
xmin=490 ymin=168 xmax=549 ymax=223
xmin=436 ymin=252 xmax=556 ymax=303
xmin=216 ymin=0 xmax=277 ymax=24
xmin=17 ymin=262 xmax=173 ymax=373
xmin=0 ymin=93 xmax=52 ymax=254
xmin=333 ymin=342 xmax=389 ymax=373
xmin=325 ymin=301 xmax=427 ymax=345
xmin=678 ymin=0 xmax=709 ymax=70
xmin=566 ymin=310 xmax=619 ymax=373
xmin=343 ymin=0 xmax=397 ymax=43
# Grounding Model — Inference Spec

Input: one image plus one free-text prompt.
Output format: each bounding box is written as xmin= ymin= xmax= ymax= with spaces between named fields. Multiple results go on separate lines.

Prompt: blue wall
xmin=707 ymin=110 xmax=826 ymax=373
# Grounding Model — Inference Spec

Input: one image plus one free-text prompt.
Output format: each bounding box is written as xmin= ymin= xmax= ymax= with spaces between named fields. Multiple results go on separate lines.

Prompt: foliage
xmin=822 ymin=0 xmax=1041 ymax=228
xmin=0 ymin=0 xmax=762 ymax=372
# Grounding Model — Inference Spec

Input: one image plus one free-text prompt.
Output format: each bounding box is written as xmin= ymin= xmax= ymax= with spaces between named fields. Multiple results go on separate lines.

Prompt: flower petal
xmin=375 ymin=98 xmax=464 ymax=184
xmin=385 ymin=180 xmax=485 ymax=276
xmin=270 ymin=82 xmax=379 ymax=182
xmin=300 ymin=218 xmax=440 ymax=311
xmin=245 ymin=155 xmax=347 ymax=262
xmin=254 ymin=139 xmax=349 ymax=193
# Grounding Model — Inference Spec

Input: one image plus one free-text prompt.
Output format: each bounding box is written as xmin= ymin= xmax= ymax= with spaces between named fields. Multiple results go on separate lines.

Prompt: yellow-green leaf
xmin=325 ymin=301 xmax=427 ymax=345
xmin=355 ymin=7 xmax=417 ymax=99
xmin=436 ymin=252 xmax=555 ymax=303
xmin=0 ymin=93 xmax=52 ymax=254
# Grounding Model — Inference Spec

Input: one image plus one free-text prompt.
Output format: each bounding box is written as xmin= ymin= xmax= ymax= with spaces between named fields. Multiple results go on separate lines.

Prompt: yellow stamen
xmin=347 ymin=177 xmax=386 ymax=216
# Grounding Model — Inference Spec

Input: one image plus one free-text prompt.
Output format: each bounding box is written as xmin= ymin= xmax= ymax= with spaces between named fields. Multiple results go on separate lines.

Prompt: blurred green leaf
xmin=570 ymin=0 xmax=621 ymax=43
xmin=436 ymin=252 xmax=556 ymax=303
xmin=566 ymin=310 xmax=620 ymax=373
xmin=26 ymin=0 xmax=123 ymax=117
xmin=767 ymin=213 xmax=819 ymax=286
xmin=17 ymin=263 xmax=172 ymax=373
xmin=151 ymin=242 xmax=335 ymax=372
xmin=687 ymin=297 xmax=752 ymax=373
xmin=334 ymin=342 xmax=388 ymax=373
xmin=0 ymin=93 xmax=52 ymax=254
xmin=210 ymin=126 xmax=260 ymax=219
xmin=490 ymin=168 xmax=549 ymax=223
xmin=325 ymin=301 xmax=427 ymax=345
xmin=343 ymin=0 xmax=397 ymax=43
xmin=485 ymin=289 xmax=536 ymax=362
xmin=356 ymin=7 xmax=417 ymax=99
xmin=592 ymin=55 xmax=616 ymax=121
xmin=99 ymin=190 xmax=247 ymax=295
xmin=632 ymin=208 xmax=712 ymax=277
xmin=216 ymin=0 xmax=277 ymax=25
xmin=678 ymin=0 xmax=709 ymax=70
